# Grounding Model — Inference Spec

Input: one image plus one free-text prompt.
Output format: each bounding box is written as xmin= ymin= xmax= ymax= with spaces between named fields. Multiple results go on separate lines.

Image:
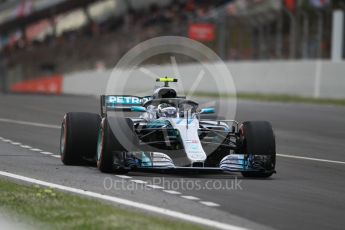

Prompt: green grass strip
xmin=0 ymin=179 xmax=206 ymax=230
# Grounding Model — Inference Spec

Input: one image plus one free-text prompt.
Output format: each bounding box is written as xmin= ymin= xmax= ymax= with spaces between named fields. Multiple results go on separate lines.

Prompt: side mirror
xmin=131 ymin=106 xmax=146 ymax=112
xmin=200 ymin=108 xmax=215 ymax=114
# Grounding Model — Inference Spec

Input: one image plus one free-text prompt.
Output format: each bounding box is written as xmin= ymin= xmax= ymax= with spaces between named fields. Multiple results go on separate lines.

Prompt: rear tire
xmin=239 ymin=121 xmax=276 ymax=178
xmin=60 ymin=112 xmax=101 ymax=165
xmin=97 ymin=116 xmax=137 ymax=174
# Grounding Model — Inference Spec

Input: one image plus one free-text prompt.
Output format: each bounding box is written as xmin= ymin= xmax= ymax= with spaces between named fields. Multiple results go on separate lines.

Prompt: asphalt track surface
xmin=0 ymin=94 xmax=345 ymax=230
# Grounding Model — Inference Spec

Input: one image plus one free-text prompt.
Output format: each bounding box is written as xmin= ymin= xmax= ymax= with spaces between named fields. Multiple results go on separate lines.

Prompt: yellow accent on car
xmin=156 ymin=77 xmax=178 ymax=82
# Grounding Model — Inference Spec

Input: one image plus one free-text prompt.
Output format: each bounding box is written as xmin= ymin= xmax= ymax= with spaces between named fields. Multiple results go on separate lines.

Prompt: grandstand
xmin=0 ymin=0 xmax=344 ymax=89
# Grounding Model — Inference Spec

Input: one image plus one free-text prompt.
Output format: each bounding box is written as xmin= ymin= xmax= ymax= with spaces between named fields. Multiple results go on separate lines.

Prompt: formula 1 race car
xmin=60 ymin=77 xmax=276 ymax=178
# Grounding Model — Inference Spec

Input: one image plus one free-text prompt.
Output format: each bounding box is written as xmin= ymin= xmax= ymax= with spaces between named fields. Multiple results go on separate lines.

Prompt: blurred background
xmin=0 ymin=0 xmax=344 ymax=99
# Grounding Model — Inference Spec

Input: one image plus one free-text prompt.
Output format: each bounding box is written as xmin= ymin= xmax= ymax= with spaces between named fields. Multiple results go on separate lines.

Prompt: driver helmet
xmin=158 ymin=103 xmax=177 ymax=118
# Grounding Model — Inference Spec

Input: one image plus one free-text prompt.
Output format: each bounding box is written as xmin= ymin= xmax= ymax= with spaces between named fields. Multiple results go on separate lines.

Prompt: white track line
xmin=277 ymin=154 xmax=345 ymax=165
xmin=200 ymin=201 xmax=220 ymax=207
xmin=1 ymin=137 xmax=56 ymax=157
xmin=0 ymin=118 xmax=59 ymax=129
xmin=29 ymin=148 xmax=42 ymax=152
xmin=163 ymin=190 xmax=181 ymax=195
xmin=10 ymin=142 xmax=21 ymax=145
xmin=146 ymin=184 xmax=164 ymax=189
xmin=131 ymin=180 xmax=147 ymax=184
xmin=40 ymin=152 xmax=53 ymax=155
xmin=0 ymin=171 xmax=246 ymax=230
xmin=181 ymin=196 xmax=200 ymax=200
xmin=115 ymin=175 xmax=132 ymax=179
xmin=0 ymin=136 xmax=55 ymax=157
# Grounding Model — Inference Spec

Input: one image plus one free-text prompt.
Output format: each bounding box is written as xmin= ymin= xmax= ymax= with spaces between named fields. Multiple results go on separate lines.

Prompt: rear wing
xmin=100 ymin=95 xmax=152 ymax=116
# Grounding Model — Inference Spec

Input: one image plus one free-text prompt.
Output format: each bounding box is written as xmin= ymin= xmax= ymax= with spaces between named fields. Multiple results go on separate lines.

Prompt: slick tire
xmin=60 ymin=112 xmax=101 ymax=165
xmin=239 ymin=121 xmax=276 ymax=178
xmin=97 ymin=116 xmax=137 ymax=174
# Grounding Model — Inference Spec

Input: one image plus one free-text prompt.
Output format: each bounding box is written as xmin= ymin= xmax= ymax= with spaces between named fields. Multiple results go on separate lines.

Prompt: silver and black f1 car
xmin=60 ymin=78 xmax=276 ymax=178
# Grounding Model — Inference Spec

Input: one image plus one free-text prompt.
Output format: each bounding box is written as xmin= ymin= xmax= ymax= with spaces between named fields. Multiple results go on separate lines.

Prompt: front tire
xmin=239 ymin=121 xmax=276 ymax=178
xmin=60 ymin=112 xmax=101 ymax=165
xmin=97 ymin=116 xmax=137 ymax=174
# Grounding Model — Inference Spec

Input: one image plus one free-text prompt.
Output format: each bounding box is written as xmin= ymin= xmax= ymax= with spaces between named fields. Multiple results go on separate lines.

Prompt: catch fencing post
xmin=331 ymin=10 xmax=344 ymax=61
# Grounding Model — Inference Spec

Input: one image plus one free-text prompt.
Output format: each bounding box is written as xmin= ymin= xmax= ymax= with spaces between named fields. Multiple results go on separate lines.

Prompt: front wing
xmin=122 ymin=152 xmax=275 ymax=174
